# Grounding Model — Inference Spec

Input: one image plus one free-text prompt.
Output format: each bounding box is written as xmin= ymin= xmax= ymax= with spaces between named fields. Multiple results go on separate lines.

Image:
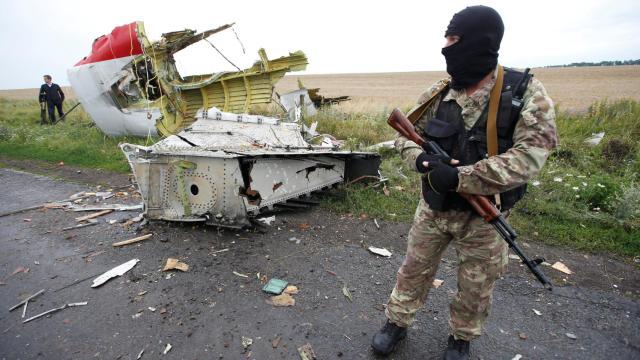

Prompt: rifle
xmin=55 ymin=102 xmax=81 ymax=124
xmin=387 ymin=108 xmax=553 ymax=290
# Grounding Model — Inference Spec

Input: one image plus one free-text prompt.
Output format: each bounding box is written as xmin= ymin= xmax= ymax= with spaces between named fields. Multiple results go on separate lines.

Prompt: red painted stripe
xmin=75 ymin=22 xmax=143 ymax=66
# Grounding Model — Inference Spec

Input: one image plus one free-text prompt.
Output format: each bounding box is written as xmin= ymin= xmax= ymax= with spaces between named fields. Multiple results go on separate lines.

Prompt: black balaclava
xmin=441 ymin=5 xmax=504 ymax=90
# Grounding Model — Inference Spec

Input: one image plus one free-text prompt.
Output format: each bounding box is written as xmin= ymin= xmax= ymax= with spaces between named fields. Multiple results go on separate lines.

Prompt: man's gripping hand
xmin=415 ymin=152 xmax=460 ymax=194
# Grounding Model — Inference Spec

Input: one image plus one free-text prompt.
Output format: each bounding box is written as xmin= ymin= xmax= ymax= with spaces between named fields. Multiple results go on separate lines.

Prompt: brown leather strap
xmin=487 ymin=65 xmax=504 ymax=157
xmin=487 ymin=65 xmax=504 ymax=208
xmin=407 ymin=79 xmax=450 ymax=124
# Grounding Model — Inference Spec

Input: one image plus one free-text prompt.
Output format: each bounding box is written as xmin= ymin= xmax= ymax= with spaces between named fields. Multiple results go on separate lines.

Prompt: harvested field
xmin=1 ymin=66 xmax=638 ymax=113
xmin=276 ymin=65 xmax=640 ymax=113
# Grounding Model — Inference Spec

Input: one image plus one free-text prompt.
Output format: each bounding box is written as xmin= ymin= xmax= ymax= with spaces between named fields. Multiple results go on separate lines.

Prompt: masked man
xmin=39 ymin=75 xmax=65 ymax=124
xmin=372 ymin=6 xmax=558 ymax=359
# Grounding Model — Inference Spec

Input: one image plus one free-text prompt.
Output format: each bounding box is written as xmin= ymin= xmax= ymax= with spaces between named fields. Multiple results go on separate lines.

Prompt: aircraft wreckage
xmin=72 ymin=22 xmax=381 ymax=227
xmin=68 ymin=22 xmax=309 ymax=136
xmin=121 ymin=107 xmax=380 ymax=227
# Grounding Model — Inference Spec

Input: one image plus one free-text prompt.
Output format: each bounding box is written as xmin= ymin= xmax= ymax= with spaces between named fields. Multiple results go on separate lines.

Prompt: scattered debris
xmin=23 ymin=302 xmax=88 ymax=323
xmin=508 ymin=254 xmax=521 ymax=260
xmin=91 ymin=259 xmax=140 ymax=288
xmin=233 ymin=271 xmax=249 ymax=278
xmin=162 ymin=258 xmax=189 ymax=272
xmin=148 ymin=307 xmax=156 ymax=312
xmin=518 ymin=332 xmax=527 ymax=340
xmin=266 ymin=293 xmax=295 ymax=307
xmin=511 ymin=355 xmax=522 ymax=360
xmin=70 ymin=204 xmax=143 ymax=212
xmin=211 ymin=248 xmax=230 ymax=255
xmin=289 ymin=237 xmax=302 ymax=244
xmin=81 ymin=250 xmax=106 ymax=262
xmin=297 ymin=343 xmax=317 ymax=360
xmin=23 ymin=218 xmax=31 ymax=222
xmin=373 ymin=218 xmax=380 ymax=229
xmin=584 ymin=131 xmax=605 ymax=146
xmin=432 ymin=279 xmax=444 ymax=289
xmin=257 ymin=216 xmax=276 ymax=226
xmin=566 ymin=332 xmax=578 ymax=340
xmin=284 ymin=285 xmax=299 ymax=295
xmin=163 ymin=343 xmax=172 ymax=355
xmin=368 ymin=246 xmax=392 ymax=258
xmin=8 ymin=289 xmax=45 ymax=312
xmin=367 ymin=140 xmax=395 ymax=151
xmin=242 ymin=336 xmax=253 ymax=349
xmin=263 ymin=278 xmax=288 ymax=295
xmin=112 ymin=234 xmax=153 ymax=247
xmin=136 ymin=349 xmax=144 ymax=359
xmin=532 ymin=309 xmax=542 ymax=316
xmin=75 ymin=209 xmax=113 ymax=222
xmin=272 ymin=336 xmax=282 ymax=348
xmin=62 ymin=220 xmax=98 ymax=231
xmin=342 ymin=284 xmax=353 ymax=302
xmin=7 ymin=266 xmax=30 ymax=278
xmin=551 ymin=261 xmax=573 ymax=275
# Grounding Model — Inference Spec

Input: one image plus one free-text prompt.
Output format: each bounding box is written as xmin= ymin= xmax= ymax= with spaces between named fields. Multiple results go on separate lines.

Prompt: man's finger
xmin=450 ymin=159 xmax=460 ymax=165
xmin=422 ymin=161 xmax=429 ymax=169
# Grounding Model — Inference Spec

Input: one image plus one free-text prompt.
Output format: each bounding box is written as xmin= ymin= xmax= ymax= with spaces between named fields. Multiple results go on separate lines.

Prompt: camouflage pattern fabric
xmin=385 ymin=199 xmax=508 ymax=340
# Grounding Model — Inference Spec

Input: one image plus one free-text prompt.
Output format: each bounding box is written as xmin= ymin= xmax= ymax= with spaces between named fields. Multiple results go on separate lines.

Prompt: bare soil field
xmin=2 ymin=66 xmax=638 ymax=113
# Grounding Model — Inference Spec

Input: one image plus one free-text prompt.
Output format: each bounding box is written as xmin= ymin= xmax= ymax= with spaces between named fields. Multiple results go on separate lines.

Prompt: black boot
xmin=371 ymin=320 xmax=407 ymax=355
xmin=442 ymin=335 xmax=470 ymax=360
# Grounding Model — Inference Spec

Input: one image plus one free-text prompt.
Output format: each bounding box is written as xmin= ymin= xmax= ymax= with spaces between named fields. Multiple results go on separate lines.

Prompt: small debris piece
xmin=112 ymin=234 xmax=153 ymax=247
xmin=82 ymin=250 xmax=106 ymax=262
xmin=70 ymin=204 xmax=143 ymax=212
xmin=138 ymin=291 xmax=147 ymax=296
xmin=23 ymin=302 xmax=88 ymax=323
xmin=373 ymin=218 xmax=380 ymax=229
xmin=551 ymin=261 xmax=573 ymax=275
xmin=342 ymin=284 xmax=353 ymax=302
xmin=272 ymin=336 xmax=282 ymax=348
xmin=263 ymin=278 xmax=288 ymax=294
xmin=9 ymin=289 xmax=45 ymax=311
xmin=257 ymin=216 xmax=276 ymax=226
xmin=159 ymin=308 xmax=167 ymax=314
xmin=266 ymin=293 xmax=295 ymax=307
xmin=532 ymin=309 xmax=542 ymax=316
xmin=298 ymin=343 xmax=317 ymax=360
xmin=584 ymin=131 xmax=605 ymax=146
xmin=511 ymin=355 xmax=522 ymax=360
xmin=368 ymin=247 xmax=392 ymax=257
xmin=432 ymin=279 xmax=444 ymax=288
xmin=233 ymin=271 xmax=249 ymax=278
xmin=23 ymin=218 xmax=31 ymax=222
xmin=62 ymin=220 xmax=98 ymax=231
xmin=21 ymin=301 xmax=28 ymax=318
xmin=75 ymin=209 xmax=113 ymax=222
xmin=518 ymin=332 xmax=527 ymax=340
xmin=508 ymin=254 xmax=520 ymax=260
xmin=212 ymin=248 xmax=230 ymax=254
xmin=566 ymin=332 xmax=577 ymax=340
xmin=163 ymin=343 xmax=172 ymax=355
xmin=148 ymin=307 xmax=156 ymax=312
xmin=298 ymin=223 xmax=311 ymax=230
xmin=91 ymin=259 xmax=140 ymax=288
xmin=162 ymin=258 xmax=189 ymax=272
xmin=242 ymin=336 xmax=253 ymax=349
xmin=284 ymin=285 xmax=299 ymax=295
xmin=383 ymin=186 xmax=390 ymax=196
xmin=9 ymin=266 xmax=30 ymax=277
xmin=136 ymin=349 xmax=144 ymax=359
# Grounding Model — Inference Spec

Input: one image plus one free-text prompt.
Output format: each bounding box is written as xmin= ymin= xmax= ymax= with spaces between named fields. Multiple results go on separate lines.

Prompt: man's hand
xmin=415 ymin=152 xmax=460 ymax=194
xmin=415 ymin=152 xmax=460 ymax=173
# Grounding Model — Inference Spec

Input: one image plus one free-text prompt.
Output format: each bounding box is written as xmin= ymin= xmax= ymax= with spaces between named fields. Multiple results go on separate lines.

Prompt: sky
xmin=0 ymin=0 xmax=638 ymax=89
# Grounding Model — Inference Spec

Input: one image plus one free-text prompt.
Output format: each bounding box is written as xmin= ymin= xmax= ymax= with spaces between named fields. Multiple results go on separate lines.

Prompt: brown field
xmin=2 ymin=65 xmax=638 ymax=113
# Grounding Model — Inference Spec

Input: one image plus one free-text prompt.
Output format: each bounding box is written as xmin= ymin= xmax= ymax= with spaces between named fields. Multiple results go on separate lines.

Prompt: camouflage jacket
xmin=394 ymin=67 xmax=559 ymax=195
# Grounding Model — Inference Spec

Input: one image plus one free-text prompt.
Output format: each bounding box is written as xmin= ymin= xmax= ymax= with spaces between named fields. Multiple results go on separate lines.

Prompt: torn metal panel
xmin=121 ymin=109 xmax=380 ymax=227
xmin=68 ymin=22 xmax=308 ymax=137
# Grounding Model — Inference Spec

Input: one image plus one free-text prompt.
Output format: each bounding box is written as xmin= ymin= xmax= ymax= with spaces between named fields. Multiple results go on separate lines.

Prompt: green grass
xmin=1 ymin=96 xmax=638 ymax=257
xmin=308 ymin=100 xmax=640 ymax=257
xmin=0 ymin=98 xmax=151 ymax=172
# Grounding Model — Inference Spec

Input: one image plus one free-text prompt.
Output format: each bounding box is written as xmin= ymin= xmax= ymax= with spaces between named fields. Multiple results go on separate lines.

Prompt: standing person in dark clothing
xmin=39 ymin=75 xmax=65 ymax=124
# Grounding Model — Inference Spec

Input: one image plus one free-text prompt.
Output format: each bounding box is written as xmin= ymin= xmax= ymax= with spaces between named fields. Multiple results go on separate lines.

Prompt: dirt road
xmin=0 ymin=167 xmax=638 ymax=359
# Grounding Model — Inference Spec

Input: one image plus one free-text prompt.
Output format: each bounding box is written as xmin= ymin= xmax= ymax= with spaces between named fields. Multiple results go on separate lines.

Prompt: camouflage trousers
xmin=385 ymin=199 xmax=508 ymax=341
